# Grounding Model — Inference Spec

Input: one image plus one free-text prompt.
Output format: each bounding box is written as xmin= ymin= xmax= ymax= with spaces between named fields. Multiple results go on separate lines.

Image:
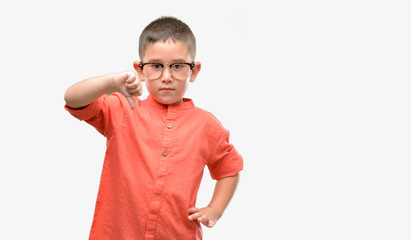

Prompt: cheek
xmin=144 ymin=81 xmax=157 ymax=92
xmin=177 ymin=81 xmax=189 ymax=92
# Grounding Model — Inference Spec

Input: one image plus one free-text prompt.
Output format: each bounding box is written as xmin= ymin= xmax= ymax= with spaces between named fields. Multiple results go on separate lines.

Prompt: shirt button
xmin=162 ymin=151 xmax=168 ymax=157
xmin=166 ymin=123 xmax=172 ymax=129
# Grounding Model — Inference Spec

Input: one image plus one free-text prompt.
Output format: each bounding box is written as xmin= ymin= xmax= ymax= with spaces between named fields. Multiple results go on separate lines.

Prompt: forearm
xmin=208 ymin=173 xmax=240 ymax=219
xmin=64 ymin=74 xmax=116 ymax=108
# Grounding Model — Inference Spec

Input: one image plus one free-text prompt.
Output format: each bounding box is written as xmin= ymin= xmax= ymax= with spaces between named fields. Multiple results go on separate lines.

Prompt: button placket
xmin=144 ymin=107 xmax=177 ymax=238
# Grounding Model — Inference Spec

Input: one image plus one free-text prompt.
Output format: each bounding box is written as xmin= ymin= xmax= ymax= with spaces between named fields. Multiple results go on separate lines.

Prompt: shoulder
xmin=190 ymin=106 xmax=227 ymax=133
xmin=193 ymin=106 xmax=220 ymax=122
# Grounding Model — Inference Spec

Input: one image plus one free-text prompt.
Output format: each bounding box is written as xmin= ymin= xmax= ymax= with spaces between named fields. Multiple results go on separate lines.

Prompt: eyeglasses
xmin=139 ymin=62 xmax=195 ymax=80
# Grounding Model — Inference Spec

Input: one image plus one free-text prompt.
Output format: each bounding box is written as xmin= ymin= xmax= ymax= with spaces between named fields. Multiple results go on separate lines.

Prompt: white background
xmin=1 ymin=0 xmax=410 ymax=239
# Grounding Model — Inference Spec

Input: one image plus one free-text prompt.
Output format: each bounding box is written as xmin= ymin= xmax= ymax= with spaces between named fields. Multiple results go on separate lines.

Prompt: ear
xmin=133 ymin=61 xmax=145 ymax=82
xmin=189 ymin=61 xmax=201 ymax=83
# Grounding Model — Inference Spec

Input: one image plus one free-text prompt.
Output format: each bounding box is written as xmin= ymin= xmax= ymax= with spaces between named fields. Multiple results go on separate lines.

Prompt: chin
xmin=154 ymin=96 xmax=182 ymax=105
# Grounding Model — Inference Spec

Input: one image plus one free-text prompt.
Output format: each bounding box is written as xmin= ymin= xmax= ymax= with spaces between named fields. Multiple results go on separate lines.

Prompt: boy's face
xmin=134 ymin=40 xmax=201 ymax=105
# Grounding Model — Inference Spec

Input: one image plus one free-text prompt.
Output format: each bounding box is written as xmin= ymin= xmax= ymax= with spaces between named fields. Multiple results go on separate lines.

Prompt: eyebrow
xmin=146 ymin=58 xmax=188 ymax=63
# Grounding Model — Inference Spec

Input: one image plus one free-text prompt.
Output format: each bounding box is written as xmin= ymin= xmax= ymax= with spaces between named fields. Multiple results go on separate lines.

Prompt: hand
xmin=113 ymin=71 xmax=142 ymax=110
xmin=188 ymin=206 xmax=221 ymax=228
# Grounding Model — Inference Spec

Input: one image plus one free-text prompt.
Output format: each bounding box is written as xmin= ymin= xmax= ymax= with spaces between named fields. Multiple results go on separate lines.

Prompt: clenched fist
xmin=113 ymin=71 xmax=143 ymax=110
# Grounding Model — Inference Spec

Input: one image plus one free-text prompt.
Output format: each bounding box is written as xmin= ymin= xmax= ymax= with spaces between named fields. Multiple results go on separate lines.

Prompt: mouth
xmin=160 ymin=87 xmax=174 ymax=91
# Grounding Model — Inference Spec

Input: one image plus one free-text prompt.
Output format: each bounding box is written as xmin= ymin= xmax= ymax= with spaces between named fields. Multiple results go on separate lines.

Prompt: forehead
xmin=142 ymin=40 xmax=192 ymax=63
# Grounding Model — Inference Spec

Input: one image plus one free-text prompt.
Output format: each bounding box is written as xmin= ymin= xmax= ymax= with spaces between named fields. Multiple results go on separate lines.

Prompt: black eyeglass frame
xmin=138 ymin=62 xmax=196 ymax=70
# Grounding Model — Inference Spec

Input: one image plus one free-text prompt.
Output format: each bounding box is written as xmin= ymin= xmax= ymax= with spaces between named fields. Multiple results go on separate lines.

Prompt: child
xmin=64 ymin=16 xmax=243 ymax=240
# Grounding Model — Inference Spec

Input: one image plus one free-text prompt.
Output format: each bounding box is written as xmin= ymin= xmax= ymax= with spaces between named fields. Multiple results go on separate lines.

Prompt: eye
xmin=172 ymin=64 xmax=185 ymax=70
xmin=149 ymin=63 xmax=163 ymax=70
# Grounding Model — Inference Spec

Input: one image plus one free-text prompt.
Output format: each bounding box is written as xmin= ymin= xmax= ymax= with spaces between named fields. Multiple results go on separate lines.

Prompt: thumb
xmin=119 ymin=87 xmax=136 ymax=110
xmin=126 ymin=95 xmax=135 ymax=110
xmin=120 ymin=73 xmax=136 ymax=110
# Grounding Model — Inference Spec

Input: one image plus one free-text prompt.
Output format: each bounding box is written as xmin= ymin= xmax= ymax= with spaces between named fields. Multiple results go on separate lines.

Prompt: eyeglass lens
xmin=143 ymin=63 xmax=191 ymax=80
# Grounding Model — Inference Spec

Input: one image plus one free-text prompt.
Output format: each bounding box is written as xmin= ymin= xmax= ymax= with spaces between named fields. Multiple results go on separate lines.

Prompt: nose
xmin=162 ymin=65 xmax=172 ymax=82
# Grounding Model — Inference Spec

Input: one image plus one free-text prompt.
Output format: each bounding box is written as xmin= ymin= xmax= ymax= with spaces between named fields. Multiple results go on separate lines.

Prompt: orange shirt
xmin=65 ymin=93 xmax=243 ymax=240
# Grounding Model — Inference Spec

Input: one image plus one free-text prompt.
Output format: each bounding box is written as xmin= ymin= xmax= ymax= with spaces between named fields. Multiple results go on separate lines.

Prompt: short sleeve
xmin=207 ymin=128 xmax=243 ymax=180
xmin=65 ymin=93 xmax=131 ymax=137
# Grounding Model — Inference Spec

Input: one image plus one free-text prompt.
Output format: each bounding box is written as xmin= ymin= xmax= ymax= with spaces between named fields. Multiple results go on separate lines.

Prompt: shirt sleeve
xmin=207 ymin=127 xmax=244 ymax=180
xmin=64 ymin=93 xmax=130 ymax=137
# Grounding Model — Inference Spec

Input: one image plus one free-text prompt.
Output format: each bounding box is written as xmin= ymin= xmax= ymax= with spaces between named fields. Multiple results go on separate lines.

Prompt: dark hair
xmin=139 ymin=16 xmax=196 ymax=60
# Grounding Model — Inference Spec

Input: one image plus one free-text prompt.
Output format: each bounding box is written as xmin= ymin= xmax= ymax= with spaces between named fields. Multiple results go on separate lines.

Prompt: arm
xmin=188 ymin=173 xmax=240 ymax=228
xmin=64 ymin=71 xmax=142 ymax=109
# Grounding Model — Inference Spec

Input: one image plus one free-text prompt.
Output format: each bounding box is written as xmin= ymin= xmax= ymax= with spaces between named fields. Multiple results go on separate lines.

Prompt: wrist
xmin=207 ymin=204 xmax=223 ymax=220
xmin=107 ymin=73 xmax=118 ymax=93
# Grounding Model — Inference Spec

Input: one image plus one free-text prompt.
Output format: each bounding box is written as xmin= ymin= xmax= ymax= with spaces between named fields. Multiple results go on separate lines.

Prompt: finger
xmin=128 ymin=88 xmax=141 ymax=95
xmin=198 ymin=214 xmax=209 ymax=223
xmin=126 ymin=81 xmax=139 ymax=89
xmin=126 ymin=72 xmax=137 ymax=84
xmin=126 ymin=81 xmax=142 ymax=96
xmin=198 ymin=216 xmax=214 ymax=228
xmin=188 ymin=207 xmax=199 ymax=214
xmin=207 ymin=220 xmax=215 ymax=228
xmin=197 ymin=215 xmax=207 ymax=223
xmin=126 ymin=85 xmax=142 ymax=96
xmin=126 ymin=96 xmax=135 ymax=110
xmin=188 ymin=212 xmax=202 ymax=221
xmin=126 ymin=79 xmax=142 ymax=90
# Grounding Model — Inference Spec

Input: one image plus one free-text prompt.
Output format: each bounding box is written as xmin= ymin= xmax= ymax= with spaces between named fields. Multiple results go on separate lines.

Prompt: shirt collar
xmin=145 ymin=95 xmax=195 ymax=110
